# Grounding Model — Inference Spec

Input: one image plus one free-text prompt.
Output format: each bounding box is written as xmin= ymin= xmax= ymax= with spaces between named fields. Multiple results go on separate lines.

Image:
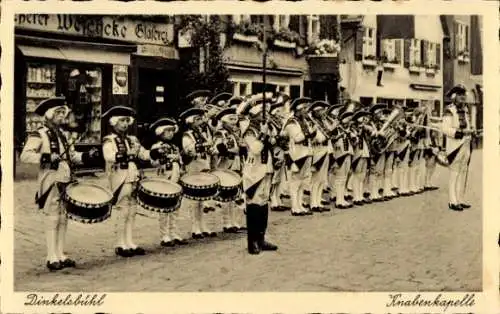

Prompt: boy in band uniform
xmin=282 ymin=97 xmax=315 ymax=216
xmin=440 ymin=84 xmax=475 ymax=211
xmin=149 ymin=118 xmax=189 ymax=247
xmin=20 ymin=96 xmax=98 ymax=270
xmin=212 ymin=107 xmax=245 ymax=233
xmin=180 ymin=107 xmax=224 ymax=238
xmin=102 ymin=106 xmax=153 ymax=257
xmin=350 ymin=108 xmax=372 ymax=206
xmin=238 ymin=98 xmax=278 ymax=255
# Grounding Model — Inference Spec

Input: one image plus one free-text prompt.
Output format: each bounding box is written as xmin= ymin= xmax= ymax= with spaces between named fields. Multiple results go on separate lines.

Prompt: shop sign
xmin=101 ymin=17 xmax=174 ymax=46
xmin=15 ymin=14 xmax=103 ymax=37
xmin=112 ymin=65 xmax=128 ymax=95
xmin=136 ymin=44 xmax=179 ymax=59
xmin=15 ymin=14 xmax=175 ymax=46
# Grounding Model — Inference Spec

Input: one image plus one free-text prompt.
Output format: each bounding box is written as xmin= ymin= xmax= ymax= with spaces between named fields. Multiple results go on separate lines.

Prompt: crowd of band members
xmin=20 ymin=83 xmax=475 ymax=271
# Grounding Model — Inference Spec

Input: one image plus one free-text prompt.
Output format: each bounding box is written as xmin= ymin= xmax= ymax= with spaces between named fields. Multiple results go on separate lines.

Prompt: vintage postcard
xmin=0 ymin=0 xmax=498 ymax=313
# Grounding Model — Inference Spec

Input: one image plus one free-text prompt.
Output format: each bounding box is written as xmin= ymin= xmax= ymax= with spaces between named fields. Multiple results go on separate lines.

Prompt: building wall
xmin=340 ymin=15 xmax=444 ymax=114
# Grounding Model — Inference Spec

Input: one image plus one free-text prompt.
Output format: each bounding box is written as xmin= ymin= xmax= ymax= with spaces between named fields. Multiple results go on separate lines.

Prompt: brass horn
xmin=370 ymin=105 xmax=405 ymax=155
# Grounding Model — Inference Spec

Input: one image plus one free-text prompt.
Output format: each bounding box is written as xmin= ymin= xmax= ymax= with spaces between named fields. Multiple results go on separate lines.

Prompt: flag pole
xmin=336 ymin=15 xmax=343 ymax=105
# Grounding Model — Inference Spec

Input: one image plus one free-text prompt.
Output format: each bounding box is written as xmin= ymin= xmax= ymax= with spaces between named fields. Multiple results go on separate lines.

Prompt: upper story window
xmin=381 ymin=39 xmax=401 ymax=65
xmin=410 ymin=38 xmax=421 ymax=66
xmin=363 ymin=27 xmax=376 ymax=59
xmin=273 ymin=15 xmax=290 ymax=31
xmin=456 ymin=22 xmax=469 ymax=55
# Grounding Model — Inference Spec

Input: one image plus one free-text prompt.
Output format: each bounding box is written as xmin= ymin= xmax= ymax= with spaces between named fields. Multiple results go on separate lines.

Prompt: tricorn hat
xmin=290 ymin=97 xmax=312 ymax=112
xmin=446 ymin=84 xmax=467 ymax=98
xmin=326 ymin=103 xmax=344 ymax=117
xmin=185 ymin=90 xmax=212 ymax=105
xmin=34 ymin=96 xmax=67 ymax=117
xmin=179 ymin=107 xmax=206 ymax=123
xmin=352 ymin=109 xmax=371 ymax=121
xmin=369 ymin=103 xmax=387 ymax=115
xmin=209 ymin=92 xmax=233 ymax=107
xmin=150 ymin=117 xmax=179 ymax=135
xmin=215 ymin=107 xmax=237 ymax=121
xmin=309 ymin=100 xmax=330 ymax=112
xmin=102 ymin=106 xmax=136 ymax=121
xmin=228 ymin=96 xmax=244 ymax=108
xmin=339 ymin=100 xmax=360 ymax=122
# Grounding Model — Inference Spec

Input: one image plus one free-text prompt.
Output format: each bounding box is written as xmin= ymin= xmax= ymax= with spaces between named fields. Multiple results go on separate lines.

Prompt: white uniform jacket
xmin=440 ymin=104 xmax=472 ymax=157
xmin=150 ymin=141 xmax=182 ymax=182
xmin=20 ymin=126 xmax=84 ymax=207
xmin=181 ymin=128 xmax=216 ymax=173
xmin=212 ymin=129 xmax=242 ymax=172
xmin=241 ymin=125 xmax=274 ymax=196
xmin=102 ymin=133 xmax=151 ymax=194
xmin=282 ymin=117 xmax=313 ymax=170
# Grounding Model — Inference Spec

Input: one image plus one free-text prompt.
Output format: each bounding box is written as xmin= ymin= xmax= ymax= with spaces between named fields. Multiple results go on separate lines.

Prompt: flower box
xmin=383 ymin=62 xmax=399 ymax=69
xmin=273 ymin=39 xmax=296 ymax=49
xmin=233 ymin=33 xmax=259 ymax=43
xmin=409 ymin=65 xmax=423 ymax=73
xmin=307 ymin=55 xmax=338 ymax=74
xmin=425 ymin=68 xmax=436 ymax=75
xmin=458 ymin=55 xmax=470 ymax=63
xmin=362 ymin=59 xmax=377 ymax=67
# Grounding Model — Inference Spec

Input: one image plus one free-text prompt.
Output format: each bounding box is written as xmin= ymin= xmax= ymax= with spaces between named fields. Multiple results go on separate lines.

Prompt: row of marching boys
xmin=21 ymin=90 xmax=282 ymax=271
xmin=20 ymin=88 xmax=443 ymax=270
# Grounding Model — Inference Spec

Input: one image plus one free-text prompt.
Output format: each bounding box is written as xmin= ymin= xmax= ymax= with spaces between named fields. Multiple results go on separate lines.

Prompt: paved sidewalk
xmin=14 ymin=150 xmax=483 ymax=292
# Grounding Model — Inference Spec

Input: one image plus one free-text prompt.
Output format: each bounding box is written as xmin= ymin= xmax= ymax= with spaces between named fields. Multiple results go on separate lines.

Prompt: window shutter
xmin=395 ymin=39 xmax=402 ymax=63
xmin=436 ymin=43 xmax=441 ymax=69
xmin=465 ymin=25 xmax=469 ymax=51
xmin=453 ymin=21 xmax=459 ymax=57
xmin=421 ymin=40 xmax=428 ymax=66
xmin=375 ymin=31 xmax=381 ymax=60
xmin=289 ymin=15 xmax=300 ymax=33
xmin=403 ymin=39 xmax=411 ymax=68
xmin=319 ymin=15 xmax=336 ymax=40
xmin=354 ymin=27 xmax=364 ymax=61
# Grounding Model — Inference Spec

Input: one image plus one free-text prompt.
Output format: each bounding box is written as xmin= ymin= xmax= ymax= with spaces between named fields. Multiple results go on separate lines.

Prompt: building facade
xmin=441 ymin=15 xmax=483 ymax=131
xmin=339 ymin=15 xmax=445 ymax=115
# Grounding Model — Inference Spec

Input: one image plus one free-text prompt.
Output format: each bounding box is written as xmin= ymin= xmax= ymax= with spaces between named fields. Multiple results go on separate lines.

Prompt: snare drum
xmin=180 ymin=173 xmax=220 ymax=201
xmin=137 ymin=178 xmax=183 ymax=213
xmin=63 ymin=182 xmax=113 ymax=224
xmin=211 ymin=169 xmax=242 ymax=202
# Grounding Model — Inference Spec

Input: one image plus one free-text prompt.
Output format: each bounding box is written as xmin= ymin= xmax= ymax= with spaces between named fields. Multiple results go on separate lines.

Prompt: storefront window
xmin=25 ymin=63 xmax=57 ymax=134
xmin=60 ymin=64 xmax=103 ymax=145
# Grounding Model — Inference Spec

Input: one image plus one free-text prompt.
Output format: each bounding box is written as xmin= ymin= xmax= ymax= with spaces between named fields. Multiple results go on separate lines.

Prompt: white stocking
xmin=56 ymin=213 xmax=68 ymax=261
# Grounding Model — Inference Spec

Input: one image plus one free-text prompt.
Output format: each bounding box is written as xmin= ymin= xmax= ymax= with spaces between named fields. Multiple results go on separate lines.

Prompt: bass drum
xmin=211 ymin=169 xmax=242 ymax=202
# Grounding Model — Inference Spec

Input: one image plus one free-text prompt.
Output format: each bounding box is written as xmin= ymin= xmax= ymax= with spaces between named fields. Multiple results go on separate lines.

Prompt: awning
xmin=59 ymin=46 xmax=131 ymax=65
xmin=18 ymin=45 xmax=66 ymax=60
xmin=18 ymin=44 xmax=131 ymax=66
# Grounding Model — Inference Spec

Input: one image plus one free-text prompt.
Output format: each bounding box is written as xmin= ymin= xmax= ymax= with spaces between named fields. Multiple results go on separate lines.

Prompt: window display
xmin=25 ymin=63 xmax=57 ymax=133
xmin=61 ymin=65 xmax=103 ymax=145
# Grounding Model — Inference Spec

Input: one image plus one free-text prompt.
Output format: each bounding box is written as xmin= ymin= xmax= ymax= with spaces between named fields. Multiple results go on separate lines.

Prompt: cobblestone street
xmin=13 ymin=150 xmax=482 ymax=292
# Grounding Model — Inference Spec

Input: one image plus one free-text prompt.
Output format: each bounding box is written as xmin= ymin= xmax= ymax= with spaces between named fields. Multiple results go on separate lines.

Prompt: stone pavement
xmin=13 ymin=150 xmax=482 ymax=292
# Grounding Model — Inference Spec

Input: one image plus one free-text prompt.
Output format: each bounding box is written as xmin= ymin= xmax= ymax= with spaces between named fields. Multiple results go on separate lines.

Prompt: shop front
xmin=14 ymin=15 xmax=177 ymax=175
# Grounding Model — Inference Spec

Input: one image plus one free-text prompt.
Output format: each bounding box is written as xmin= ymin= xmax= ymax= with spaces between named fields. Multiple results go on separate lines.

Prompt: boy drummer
xmin=102 ymin=106 xmax=154 ymax=257
xmin=149 ymin=118 xmax=189 ymax=247
xmin=20 ymin=96 xmax=98 ymax=270
xmin=180 ymin=107 xmax=223 ymax=239
xmin=212 ymin=107 xmax=245 ymax=233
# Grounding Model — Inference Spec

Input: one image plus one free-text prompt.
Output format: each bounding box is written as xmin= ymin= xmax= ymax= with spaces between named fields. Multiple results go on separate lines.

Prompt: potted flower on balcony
xmin=409 ymin=62 xmax=423 ymax=73
xmin=304 ymin=39 xmax=341 ymax=74
xmin=271 ymin=27 xmax=301 ymax=49
xmin=425 ymin=64 xmax=437 ymax=75
xmin=230 ymin=21 xmax=264 ymax=44
xmin=457 ymin=49 xmax=470 ymax=63
xmin=383 ymin=56 xmax=400 ymax=69
xmin=362 ymin=54 xmax=377 ymax=67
